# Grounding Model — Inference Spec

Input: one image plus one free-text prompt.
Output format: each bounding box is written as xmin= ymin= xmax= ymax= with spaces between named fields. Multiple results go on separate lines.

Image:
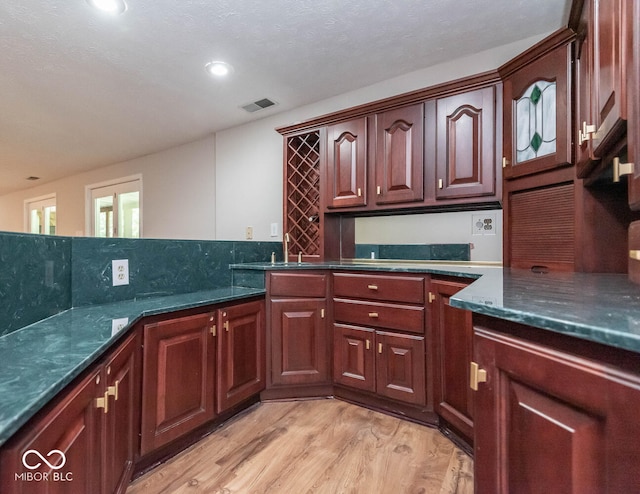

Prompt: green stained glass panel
xmin=515 ymin=80 xmax=556 ymax=163
xmin=530 ymin=85 xmax=542 ymax=105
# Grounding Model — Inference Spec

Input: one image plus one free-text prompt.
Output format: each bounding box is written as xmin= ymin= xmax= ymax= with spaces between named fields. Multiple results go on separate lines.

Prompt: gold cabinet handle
xmin=630 ymin=250 xmax=640 ymax=261
xmin=470 ymin=361 xmax=487 ymax=391
xmin=428 ymin=292 xmax=436 ymax=304
xmin=367 ymin=284 xmax=378 ymax=291
xmin=438 ymin=178 xmax=443 ymax=189
xmin=95 ymin=391 xmax=109 ymax=414
xmin=357 ymin=187 xmax=362 ymax=197
xmin=613 ymin=157 xmax=635 ymax=183
xmin=376 ymin=185 xmax=381 ymax=195
xmin=320 ymin=308 xmax=325 ymax=319
xmin=502 ymin=156 xmax=510 ymax=168
xmin=579 ymin=121 xmax=596 ymax=144
xmin=210 ymin=324 xmax=217 ymax=337
xmin=378 ymin=343 xmax=383 ymax=354
xmin=224 ymin=320 xmax=229 ymax=332
xmin=368 ymin=312 xmax=379 ymax=318
xmin=107 ymin=380 xmax=119 ymax=401
xmin=366 ymin=339 xmax=370 ymax=350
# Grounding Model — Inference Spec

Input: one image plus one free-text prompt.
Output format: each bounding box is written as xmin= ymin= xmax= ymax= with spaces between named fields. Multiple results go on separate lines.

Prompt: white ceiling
xmin=0 ymin=0 xmax=571 ymax=196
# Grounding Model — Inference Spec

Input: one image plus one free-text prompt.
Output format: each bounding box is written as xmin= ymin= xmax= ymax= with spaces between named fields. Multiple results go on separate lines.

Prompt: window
xmin=515 ymin=80 xmax=557 ymax=163
xmin=87 ymin=176 xmax=142 ymax=238
xmin=25 ymin=195 xmax=56 ymax=235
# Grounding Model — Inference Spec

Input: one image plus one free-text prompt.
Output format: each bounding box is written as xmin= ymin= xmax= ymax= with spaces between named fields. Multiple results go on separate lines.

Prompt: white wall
xmin=355 ymin=210 xmax=503 ymax=262
xmin=0 ymin=136 xmax=216 ymax=239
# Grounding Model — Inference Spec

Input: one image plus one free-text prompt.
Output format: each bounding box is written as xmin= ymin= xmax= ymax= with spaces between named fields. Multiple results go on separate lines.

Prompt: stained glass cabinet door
xmin=503 ymin=43 xmax=572 ymax=179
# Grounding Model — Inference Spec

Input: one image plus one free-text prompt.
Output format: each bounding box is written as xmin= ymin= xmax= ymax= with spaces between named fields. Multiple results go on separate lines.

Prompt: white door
xmin=26 ymin=196 xmax=56 ymax=235
xmin=89 ymin=179 xmax=141 ymax=238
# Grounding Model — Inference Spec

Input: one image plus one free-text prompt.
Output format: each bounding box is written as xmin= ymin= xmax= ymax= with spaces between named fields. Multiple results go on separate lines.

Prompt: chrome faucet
xmin=284 ymin=232 xmax=290 ymax=264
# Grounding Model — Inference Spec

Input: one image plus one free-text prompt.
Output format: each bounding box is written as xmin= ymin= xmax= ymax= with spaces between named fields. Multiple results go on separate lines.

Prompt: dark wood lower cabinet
xmin=217 ymin=300 xmax=265 ymax=413
xmin=334 ymin=324 xmax=426 ymax=406
xmin=140 ymin=312 xmax=216 ymax=456
xmin=431 ymin=279 xmax=474 ymax=443
xmin=473 ymin=320 xmax=640 ymax=494
xmin=103 ymin=331 xmax=141 ymax=494
xmin=269 ymin=298 xmax=329 ymax=386
xmin=0 ymin=330 xmax=140 ymax=494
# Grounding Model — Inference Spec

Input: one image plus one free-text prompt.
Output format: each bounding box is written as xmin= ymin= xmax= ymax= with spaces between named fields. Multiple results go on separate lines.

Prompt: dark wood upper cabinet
xmin=589 ymin=0 xmax=629 ymax=156
xmin=326 ymin=118 xmax=367 ymax=209
xmin=140 ymin=312 xmax=216 ymax=455
xmin=627 ymin=0 xmax=640 ymax=210
xmin=430 ymin=86 xmax=498 ymax=199
xmin=374 ymin=103 xmax=424 ymax=205
xmin=217 ymin=300 xmax=265 ymax=413
xmin=503 ymin=43 xmax=572 ymax=179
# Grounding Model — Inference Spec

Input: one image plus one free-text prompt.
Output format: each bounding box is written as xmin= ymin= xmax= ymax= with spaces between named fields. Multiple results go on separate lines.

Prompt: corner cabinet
xmin=216 ymin=300 xmax=265 ymax=413
xmin=427 ymin=85 xmax=500 ymax=201
xmin=140 ymin=312 xmax=216 ymax=456
xmin=472 ymin=317 xmax=640 ymax=493
xmin=0 ymin=330 xmax=141 ymax=494
xmin=266 ymin=272 xmax=330 ymax=398
xmin=502 ymin=41 xmax=572 ymax=178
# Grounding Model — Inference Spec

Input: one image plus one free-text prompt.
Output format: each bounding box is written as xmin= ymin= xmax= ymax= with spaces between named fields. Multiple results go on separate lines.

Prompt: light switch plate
xmin=270 ymin=222 xmax=278 ymax=237
xmin=112 ymin=259 xmax=129 ymax=286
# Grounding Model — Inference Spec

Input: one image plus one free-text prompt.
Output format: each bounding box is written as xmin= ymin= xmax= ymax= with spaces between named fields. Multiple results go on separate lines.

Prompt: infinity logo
xmin=21 ymin=449 xmax=66 ymax=470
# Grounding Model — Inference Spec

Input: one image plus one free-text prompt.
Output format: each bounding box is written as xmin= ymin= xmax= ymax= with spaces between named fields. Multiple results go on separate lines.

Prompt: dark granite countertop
xmin=0 ymin=286 xmax=265 ymax=447
xmin=234 ymin=261 xmax=640 ymax=354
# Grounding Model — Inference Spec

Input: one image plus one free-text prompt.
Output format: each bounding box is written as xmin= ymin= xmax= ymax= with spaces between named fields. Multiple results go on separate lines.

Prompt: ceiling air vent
xmin=241 ymin=98 xmax=277 ymax=113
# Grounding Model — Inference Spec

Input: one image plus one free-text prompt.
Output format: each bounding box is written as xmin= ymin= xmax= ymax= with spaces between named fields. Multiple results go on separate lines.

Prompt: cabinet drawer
xmin=333 ymin=273 xmax=424 ymax=303
xmin=269 ymin=272 xmax=327 ymax=297
xmin=333 ymin=298 xmax=424 ymax=334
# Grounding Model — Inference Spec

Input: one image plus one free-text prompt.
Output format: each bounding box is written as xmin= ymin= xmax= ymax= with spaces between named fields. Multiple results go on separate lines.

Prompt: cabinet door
xmin=326 ymin=118 xmax=367 ymax=208
xmin=103 ymin=331 xmax=140 ymax=494
xmin=140 ymin=312 xmax=216 ymax=455
xmin=576 ymin=2 xmax=597 ymax=175
xmin=270 ymin=298 xmax=328 ymax=386
xmin=376 ymin=331 xmax=426 ymax=405
xmin=333 ymin=323 xmax=375 ymax=392
xmin=590 ymin=0 xmax=628 ymax=156
xmin=374 ymin=104 xmax=424 ymax=205
xmin=217 ymin=300 xmax=265 ymax=413
xmin=431 ymin=280 xmax=473 ymax=443
xmin=473 ymin=327 xmax=640 ymax=494
xmin=434 ymin=86 xmax=497 ymax=198
xmin=0 ymin=369 xmax=103 ymax=494
xmin=628 ymin=0 xmax=640 ymax=210
xmin=504 ymin=44 xmax=571 ymax=178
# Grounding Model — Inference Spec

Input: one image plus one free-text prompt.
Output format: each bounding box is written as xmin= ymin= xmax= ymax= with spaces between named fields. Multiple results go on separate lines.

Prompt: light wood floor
xmin=127 ymin=399 xmax=473 ymax=494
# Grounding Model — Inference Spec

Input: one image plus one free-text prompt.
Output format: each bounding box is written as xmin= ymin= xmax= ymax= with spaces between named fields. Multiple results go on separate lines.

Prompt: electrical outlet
xmin=112 ymin=259 xmax=129 ymax=286
xmin=270 ymin=222 xmax=278 ymax=237
xmin=111 ymin=317 xmax=129 ymax=336
xmin=472 ymin=213 xmax=496 ymax=236
xmin=246 ymin=226 xmax=253 ymax=240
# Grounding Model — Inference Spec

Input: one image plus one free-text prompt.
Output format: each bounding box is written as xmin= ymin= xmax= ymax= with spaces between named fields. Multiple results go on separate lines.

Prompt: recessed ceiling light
xmin=86 ymin=0 xmax=127 ymax=15
xmin=205 ymin=61 xmax=234 ymax=78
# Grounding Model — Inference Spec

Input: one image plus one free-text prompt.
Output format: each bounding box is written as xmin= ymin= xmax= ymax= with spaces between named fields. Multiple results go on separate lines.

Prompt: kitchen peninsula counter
xmin=0 ymin=286 xmax=265 ymax=446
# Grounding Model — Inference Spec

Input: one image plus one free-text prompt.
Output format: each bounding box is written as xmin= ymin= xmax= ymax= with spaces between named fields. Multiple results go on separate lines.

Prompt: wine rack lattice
xmin=285 ymin=131 xmax=321 ymax=257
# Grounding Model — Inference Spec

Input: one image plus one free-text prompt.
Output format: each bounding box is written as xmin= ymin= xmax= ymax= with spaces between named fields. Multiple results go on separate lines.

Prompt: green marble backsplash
xmin=0 ymin=232 xmax=281 ymax=336
xmin=355 ymin=243 xmax=470 ymax=261
xmin=0 ymin=232 xmax=72 ymax=337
